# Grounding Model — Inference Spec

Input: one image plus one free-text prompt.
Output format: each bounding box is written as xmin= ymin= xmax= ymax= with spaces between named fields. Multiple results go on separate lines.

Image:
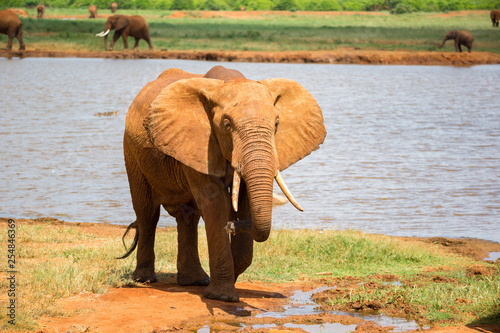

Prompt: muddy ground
xmin=2 ymin=48 xmax=500 ymax=66
xmin=2 ymin=218 xmax=499 ymax=333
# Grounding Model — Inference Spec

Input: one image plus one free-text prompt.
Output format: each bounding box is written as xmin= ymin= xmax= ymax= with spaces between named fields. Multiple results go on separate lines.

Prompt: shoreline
xmin=1 ymin=217 xmax=499 ymax=333
xmin=2 ymin=48 xmax=500 ymax=65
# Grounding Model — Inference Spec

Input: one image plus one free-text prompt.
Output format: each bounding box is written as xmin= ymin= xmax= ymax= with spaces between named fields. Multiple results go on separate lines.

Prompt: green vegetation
xmin=0 ymin=222 xmax=498 ymax=330
xmin=1 ymin=10 xmax=498 ymax=54
xmin=2 ymin=0 xmax=500 ymax=12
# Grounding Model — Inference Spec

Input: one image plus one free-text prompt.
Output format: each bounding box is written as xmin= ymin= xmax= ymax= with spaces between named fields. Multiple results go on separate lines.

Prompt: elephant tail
xmin=116 ymin=221 xmax=138 ymax=259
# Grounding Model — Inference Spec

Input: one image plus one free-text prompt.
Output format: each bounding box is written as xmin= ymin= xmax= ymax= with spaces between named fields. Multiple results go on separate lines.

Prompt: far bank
xmin=2 ymin=48 xmax=500 ymax=65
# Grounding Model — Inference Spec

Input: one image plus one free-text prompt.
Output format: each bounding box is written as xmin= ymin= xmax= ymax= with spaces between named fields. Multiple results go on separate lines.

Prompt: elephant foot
xmin=177 ymin=271 xmax=210 ymax=286
xmin=132 ymin=269 xmax=157 ymax=283
xmin=203 ymin=283 xmax=239 ymax=302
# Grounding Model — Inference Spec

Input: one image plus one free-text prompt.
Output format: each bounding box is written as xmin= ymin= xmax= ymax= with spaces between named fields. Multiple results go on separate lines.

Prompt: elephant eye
xmin=223 ymin=118 xmax=232 ymax=132
xmin=275 ymin=117 xmax=279 ymax=134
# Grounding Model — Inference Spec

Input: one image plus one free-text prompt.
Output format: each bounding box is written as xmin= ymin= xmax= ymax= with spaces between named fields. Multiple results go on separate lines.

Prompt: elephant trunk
xmin=239 ymin=131 xmax=277 ymax=243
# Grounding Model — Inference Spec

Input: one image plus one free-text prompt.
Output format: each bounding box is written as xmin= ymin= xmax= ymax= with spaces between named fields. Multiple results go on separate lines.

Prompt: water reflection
xmin=1 ymin=58 xmax=499 ymax=242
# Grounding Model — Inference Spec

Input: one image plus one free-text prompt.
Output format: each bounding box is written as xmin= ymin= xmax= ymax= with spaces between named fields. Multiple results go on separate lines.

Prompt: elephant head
xmin=96 ymin=15 xmax=128 ymax=37
xmin=441 ymin=30 xmax=457 ymax=46
xmin=144 ymin=78 xmax=326 ymax=242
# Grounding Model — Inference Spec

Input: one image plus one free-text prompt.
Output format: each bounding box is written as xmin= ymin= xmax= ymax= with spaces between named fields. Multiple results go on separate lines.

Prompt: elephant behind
xmin=96 ymin=14 xmax=153 ymax=51
xmin=440 ymin=30 xmax=473 ymax=53
xmin=89 ymin=5 xmax=97 ymax=18
xmin=491 ymin=9 xmax=500 ymax=27
xmin=0 ymin=9 xmax=25 ymax=50
xmin=110 ymin=2 xmax=118 ymax=13
xmin=121 ymin=66 xmax=326 ymax=302
xmin=37 ymin=4 xmax=45 ymax=19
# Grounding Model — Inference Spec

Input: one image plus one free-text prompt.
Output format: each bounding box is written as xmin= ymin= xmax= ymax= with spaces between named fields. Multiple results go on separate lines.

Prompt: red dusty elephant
xmin=491 ymin=9 xmax=500 ymax=27
xmin=89 ymin=5 xmax=97 ymax=18
xmin=95 ymin=14 xmax=153 ymax=51
xmin=439 ymin=30 xmax=474 ymax=53
xmin=110 ymin=2 xmax=118 ymax=13
xmin=37 ymin=4 xmax=45 ymax=19
xmin=119 ymin=66 xmax=326 ymax=302
xmin=0 ymin=9 xmax=25 ymax=50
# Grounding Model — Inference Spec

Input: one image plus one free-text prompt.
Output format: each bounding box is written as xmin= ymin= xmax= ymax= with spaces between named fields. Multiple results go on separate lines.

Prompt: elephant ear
xmin=145 ymin=78 xmax=227 ymax=177
xmin=259 ymin=78 xmax=326 ymax=171
xmin=116 ymin=16 xmax=129 ymax=31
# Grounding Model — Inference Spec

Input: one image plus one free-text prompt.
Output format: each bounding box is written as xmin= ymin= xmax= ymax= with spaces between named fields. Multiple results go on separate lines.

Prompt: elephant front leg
xmin=110 ymin=32 xmax=121 ymax=51
xmin=122 ymin=33 xmax=129 ymax=50
xmin=184 ymin=167 xmax=239 ymax=302
xmin=231 ymin=187 xmax=253 ymax=281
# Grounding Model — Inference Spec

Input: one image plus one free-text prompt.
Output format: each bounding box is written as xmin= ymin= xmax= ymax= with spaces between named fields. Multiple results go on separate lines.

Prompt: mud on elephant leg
xmin=184 ymin=167 xmax=239 ymax=302
xmin=172 ymin=201 xmax=210 ymax=286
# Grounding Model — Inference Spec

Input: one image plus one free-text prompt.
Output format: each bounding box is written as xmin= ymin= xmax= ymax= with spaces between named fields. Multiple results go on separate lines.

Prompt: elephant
xmin=0 ymin=9 xmax=25 ymax=51
xmin=439 ymin=30 xmax=473 ymax=53
xmin=95 ymin=15 xmax=153 ymax=51
xmin=491 ymin=9 xmax=500 ymax=27
xmin=89 ymin=5 xmax=97 ymax=19
xmin=110 ymin=2 xmax=118 ymax=13
xmin=119 ymin=65 xmax=326 ymax=302
xmin=37 ymin=4 xmax=45 ymax=19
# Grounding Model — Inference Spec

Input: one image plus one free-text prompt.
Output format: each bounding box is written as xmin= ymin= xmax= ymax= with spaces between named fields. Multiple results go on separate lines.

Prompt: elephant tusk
xmin=232 ymin=170 xmax=241 ymax=212
xmin=96 ymin=29 xmax=110 ymax=37
xmin=275 ymin=171 xmax=303 ymax=212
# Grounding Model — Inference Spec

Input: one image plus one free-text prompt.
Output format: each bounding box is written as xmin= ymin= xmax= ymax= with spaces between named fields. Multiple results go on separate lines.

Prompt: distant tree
xmin=170 ymin=0 xmax=195 ymax=9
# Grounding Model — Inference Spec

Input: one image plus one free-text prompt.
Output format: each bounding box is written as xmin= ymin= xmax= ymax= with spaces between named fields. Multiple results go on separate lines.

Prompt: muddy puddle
xmin=197 ymin=286 xmax=426 ymax=332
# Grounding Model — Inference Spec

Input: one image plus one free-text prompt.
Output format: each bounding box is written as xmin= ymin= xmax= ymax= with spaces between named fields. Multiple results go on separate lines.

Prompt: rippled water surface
xmin=1 ymin=58 xmax=499 ymax=242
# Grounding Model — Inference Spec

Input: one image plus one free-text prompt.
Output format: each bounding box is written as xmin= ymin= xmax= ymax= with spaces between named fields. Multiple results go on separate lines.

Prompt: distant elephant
xmin=119 ymin=66 xmax=326 ymax=302
xmin=37 ymin=4 xmax=45 ymax=18
xmin=440 ymin=30 xmax=473 ymax=53
xmin=0 ymin=9 xmax=25 ymax=50
xmin=89 ymin=5 xmax=97 ymax=18
xmin=95 ymin=15 xmax=153 ymax=51
xmin=491 ymin=9 xmax=500 ymax=27
xmin=110 ymin=2 xmax=118 ymax=13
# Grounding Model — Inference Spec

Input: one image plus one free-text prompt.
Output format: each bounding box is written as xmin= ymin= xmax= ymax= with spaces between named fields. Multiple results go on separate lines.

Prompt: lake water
xmin=1 ymin=58 xmax=499 ymax=242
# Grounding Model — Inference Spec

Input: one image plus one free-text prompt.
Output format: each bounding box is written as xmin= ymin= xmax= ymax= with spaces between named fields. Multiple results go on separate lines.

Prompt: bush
xmin=2 ymin=0 xmax=497 ymax=12
xmin=239 ymin=0 xmax=274 ymax=10
xmin=273 ymin=0 xmax=298 ymax=10
xmin=305 ymin=0 xmax=342 ymax=10
xmin=202 ymin=0 xmax=231 ymax=9
xmin=170 ymin=0 xmax=195 ymax=9
xmin=391 ymin=2 xmax=416 ymax=12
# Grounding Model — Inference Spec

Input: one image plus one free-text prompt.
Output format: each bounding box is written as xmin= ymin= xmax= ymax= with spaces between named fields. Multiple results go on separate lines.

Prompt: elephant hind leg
xmin=126 ymin=155 xmax=161 ymax=283
xmin=133 ymin=37 xmax=140 ymax=50
xmin=168 ymin=201 xmax=210 ymax=286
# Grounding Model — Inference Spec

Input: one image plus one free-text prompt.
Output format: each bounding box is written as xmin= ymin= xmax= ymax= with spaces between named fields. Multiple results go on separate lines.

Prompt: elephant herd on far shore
xmin=0 ymin=3 xmax=152 ymax=51
xmin=2 ymin=7 xmax=500 ymax=52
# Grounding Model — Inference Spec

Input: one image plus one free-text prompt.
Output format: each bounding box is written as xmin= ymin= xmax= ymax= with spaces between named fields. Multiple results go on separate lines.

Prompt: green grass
xmin=3 ymin=9 xmax=499 ymax=53
xmin=0 ymin=222 xmax=497 ymax=331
